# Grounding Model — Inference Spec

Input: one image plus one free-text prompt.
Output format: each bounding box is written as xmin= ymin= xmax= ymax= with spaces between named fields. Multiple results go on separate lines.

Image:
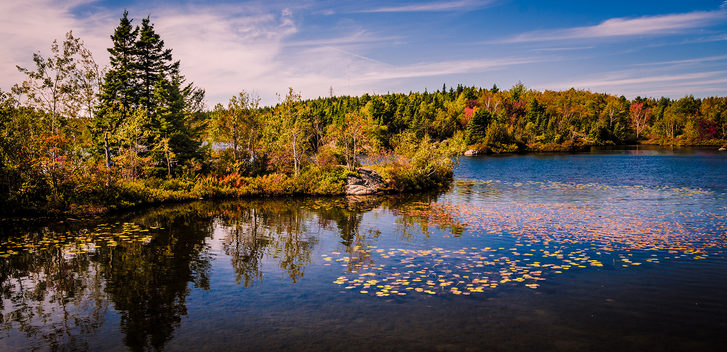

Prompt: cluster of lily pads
xmin=0 ymin=222 xmax=160 ymax=258
xmin=328 ymin=181 xmax=726 ymax=298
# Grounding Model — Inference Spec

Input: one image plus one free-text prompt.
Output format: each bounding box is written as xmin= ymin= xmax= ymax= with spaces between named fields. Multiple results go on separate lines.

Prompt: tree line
xmin=1 ymin=11 xmax=726 ymax=215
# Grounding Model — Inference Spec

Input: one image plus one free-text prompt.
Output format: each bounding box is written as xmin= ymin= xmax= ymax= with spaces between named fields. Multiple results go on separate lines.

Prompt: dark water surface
xmin=2 ymin=149 xmax=727 ymax=351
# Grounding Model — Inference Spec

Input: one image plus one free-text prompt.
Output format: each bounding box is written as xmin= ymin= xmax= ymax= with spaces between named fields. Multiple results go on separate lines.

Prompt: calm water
xmin=2 ymin=149 xmax=727 ymax=351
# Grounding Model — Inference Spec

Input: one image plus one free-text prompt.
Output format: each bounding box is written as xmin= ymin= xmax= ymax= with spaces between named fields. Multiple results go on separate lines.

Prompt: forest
xmin=2 ymin=11 xmax=726 ymax=216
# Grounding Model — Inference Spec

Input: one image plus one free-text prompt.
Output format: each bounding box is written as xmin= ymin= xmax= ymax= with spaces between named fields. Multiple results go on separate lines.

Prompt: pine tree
xmin=135 ymin=16 xmax=179 ymax=112
xmin=92 ymin=11 xmax=205 ymax=173
xmin=465 ymin=109 xmax=491 ymax=145
xmin=93 ymin=10 xmax=138 ymax=162
xmin=150 ymin=74 xmax=204 ymax=173
xmin=99 ymin=10 xmax=138 ymax=112
xmin=526 ymin=98 xmax=546 ymax=133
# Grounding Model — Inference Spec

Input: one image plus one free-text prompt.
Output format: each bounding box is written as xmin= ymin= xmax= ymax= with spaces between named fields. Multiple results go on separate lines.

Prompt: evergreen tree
xmin=92 ymin=11 xmax=204 ymax=174
xmin=135 ymin=16 xmax=179 ymax=112
xmin=93 ymin=10 xmax=139 ymax=161
xmin=150 ymin=74 xmax=204 ymax=174
xmin=465 ymin=108 xmax=492 ymax=145
xmin=525 ymin=98 xmax=546 ymax=133
xmin=99 ymin=10 xmax=138 ymax=112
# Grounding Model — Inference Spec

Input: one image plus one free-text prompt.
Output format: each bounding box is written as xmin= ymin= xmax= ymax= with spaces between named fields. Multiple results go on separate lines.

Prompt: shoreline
xmin=0 ymin=165 xmax=454 ymax=220
xmin=463 ymin=142 xmax=727 ymax=156
xmin=3 ymin=144 xmax=724 ymax=220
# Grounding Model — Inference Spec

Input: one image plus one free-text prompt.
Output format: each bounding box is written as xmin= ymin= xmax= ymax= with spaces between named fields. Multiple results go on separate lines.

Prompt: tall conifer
xmin=93 ymin=11 xmax=204 ymax=173
xmin=92 ymin=10 xmax=138 ymax=156
xmin=135 ymin=17 xmax=179 ymax=112
xmin=99 ymin=10 xmax=138 ymax=112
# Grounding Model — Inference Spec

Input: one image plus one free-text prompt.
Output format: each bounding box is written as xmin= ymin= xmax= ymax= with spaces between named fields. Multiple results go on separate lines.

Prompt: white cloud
xmin=632 ymin=55 xmax=727 ymax=67
xmin=537 ymin=69 xmax=727 ymax=98
xmin=285 ymin=30 xmax=401 ymax=47
xmin=0 ymin=0 xmax=527 ymax=106
xmin=359 ymin=0 xmax=493 ymax=13
xmin=0 ymin=1 xmax=304 ymax=106
xmin=503 ymin=8 xmax=727 ymax=43
xmin=144 ymin=5 xmax=298 ymax=106
xmin=356 ymin=57 xmax=542 ymax=82
xmin=4 ymin=1 xmax=724 ymax=106
xmin=0 ymin=0 xmax=112 ymax=91
xmin=562 ymin=71 xmax=727 ymax=88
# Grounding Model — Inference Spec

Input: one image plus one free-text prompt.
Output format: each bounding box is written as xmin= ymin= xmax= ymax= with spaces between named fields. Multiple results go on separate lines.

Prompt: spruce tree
xmin=150 ymin=74 xmax=204 ymax=173
xmin=92 ymin=11 xmax=204 ymax=174
xmin=99 ymin=10 xmax=138 ymax=112
xmin=92 ymin=10 xmax=138 ymax=160
xmin=526 ymin=98 xmax=546 ymax=133
xmin=135 ymin=17 xmax=179 ymax=112
xmin=465 ymin=109 xmax=492 ymax=145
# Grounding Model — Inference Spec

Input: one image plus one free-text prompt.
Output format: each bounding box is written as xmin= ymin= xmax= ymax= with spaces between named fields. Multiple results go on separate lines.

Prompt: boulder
xmin=346 ymin=168 xmax=384 ymax=195
xmin=464 ymin=149 xmax=477 ymax=156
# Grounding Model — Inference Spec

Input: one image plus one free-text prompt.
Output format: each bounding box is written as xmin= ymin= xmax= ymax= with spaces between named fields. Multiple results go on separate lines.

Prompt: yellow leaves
xmin=321 ymin=184 xmax=727 ymax=299
xmin=0 ymin=222 xmax=162 ymax=259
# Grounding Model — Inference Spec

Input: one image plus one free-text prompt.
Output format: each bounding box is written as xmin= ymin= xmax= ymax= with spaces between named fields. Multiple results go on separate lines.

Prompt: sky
xmin=1 ymin=0 xmax=727 ymax=106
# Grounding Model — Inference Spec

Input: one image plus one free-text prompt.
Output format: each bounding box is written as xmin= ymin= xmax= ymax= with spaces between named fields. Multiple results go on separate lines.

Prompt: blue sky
xmin=1 ymin=0 xmax=726 ymax=106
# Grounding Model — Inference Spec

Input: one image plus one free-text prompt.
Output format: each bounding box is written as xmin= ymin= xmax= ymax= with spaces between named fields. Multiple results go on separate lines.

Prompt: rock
xmin=719 ymin=147 xmax=726 ymax=151
xmin=464 ymin=149 xmax=477 ymax=156
xmin=345 ymin=168 xmax=384 ymax=195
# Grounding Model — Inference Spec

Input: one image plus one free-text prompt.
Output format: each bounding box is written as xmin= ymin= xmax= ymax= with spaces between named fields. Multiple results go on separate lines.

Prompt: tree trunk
xmin=104 ymin=132 xmax=111 ymax=170
xmin=609 ymin=109 xmax=614 ymax=128
xmin=166 ymin=149 xmax=171 ymax=176
xmin=233 ymin=123 xmax=238 ymax=161
xmin=352 ymin=136 xmax=358 ymax=170
xmin=248 ymin=127 xmax=256 ymax=163
xmin=292 ymin=129 xmax=299 ymax=176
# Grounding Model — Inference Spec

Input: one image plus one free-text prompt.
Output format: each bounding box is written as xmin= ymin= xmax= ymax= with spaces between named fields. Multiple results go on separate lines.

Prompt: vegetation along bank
xmin=2 ymin=11 xmax=726 ymax=216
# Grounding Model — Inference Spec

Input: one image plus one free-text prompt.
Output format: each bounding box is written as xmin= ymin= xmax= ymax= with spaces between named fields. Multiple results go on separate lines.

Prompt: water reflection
xmin=0 ymin=194 xmax=447 ymax=351
xmin=0 ymin=247 xmax=107 ymax=351
xmin=102 ymin=208 xmax=214 ymax=351
xmin=1 ymin=204 xmax=219 ymax=351
xmin=328 ymin=180 xmax=727 ymax=298
xmin=217 ymin=202 xmax=318 ymax=285
xmin=1 ymin=175 xmax=725 ymax=351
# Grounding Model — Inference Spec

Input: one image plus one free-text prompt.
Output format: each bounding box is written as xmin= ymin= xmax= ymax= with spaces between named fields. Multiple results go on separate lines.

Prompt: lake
xmin=2 ymin=148 xmax=727 ymax=351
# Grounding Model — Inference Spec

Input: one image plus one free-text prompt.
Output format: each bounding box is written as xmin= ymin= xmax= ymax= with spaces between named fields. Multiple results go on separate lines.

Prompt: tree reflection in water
xmin=0 ymin=192 xmax=446 ymax=351
xmin=0 ymin=244 xmax=107 ymax=351
xmin=100 ymin=206 xmax=215 ymax=352
xmin=0 ymin=204 xmax=218 ymax=352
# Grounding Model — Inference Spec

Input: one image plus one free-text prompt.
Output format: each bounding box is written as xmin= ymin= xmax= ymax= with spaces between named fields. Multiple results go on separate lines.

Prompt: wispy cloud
xmin=632 ymin=55 xmax=727 ymax=67
xmin=681 ymin=33 xmax=727 ymax=44
xmin=356 ymin=57 xmax=542 ymax=81
xmin=145 ymin=5 xmax=299 ymax=105
xmin=3 ymin=1 xmax=725 ymax=104
xmin=0 ymin=0 xmax=113 ymax=90
xmin=537 ymin=69 xmax=727 ymax=98
xmin=359 ymin=0 xmax=493 ymax=13
xmin=561 ymin=71 xmax=727 ymax=88
xmin=530 ymin=46 xmax=594 ymax=52
xmin=285 ymin=30 xmax=401 ymax=47
xmin=0 ymin=0 xmax=532 ymax=105
xmin=503 ymin=8 xmax=727 ymax=43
